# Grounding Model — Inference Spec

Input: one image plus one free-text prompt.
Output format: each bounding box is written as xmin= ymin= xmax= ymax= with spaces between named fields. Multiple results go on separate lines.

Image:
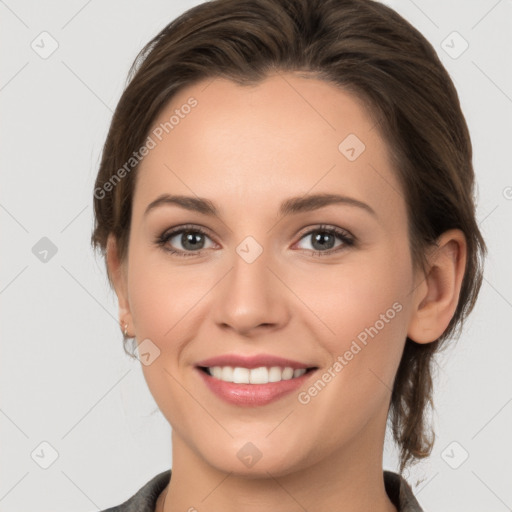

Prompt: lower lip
xmin=196 ymin=367 xmax=316 ymax=407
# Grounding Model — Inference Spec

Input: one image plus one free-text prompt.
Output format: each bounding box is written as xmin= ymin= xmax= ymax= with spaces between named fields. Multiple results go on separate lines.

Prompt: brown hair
xmin=91 ymin=0 xmax=487 ymax=473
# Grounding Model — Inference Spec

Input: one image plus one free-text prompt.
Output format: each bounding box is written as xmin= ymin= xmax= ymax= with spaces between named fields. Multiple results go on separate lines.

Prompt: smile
xmin=196 ymin=365 xmax=318 ymax=406
xmin=200 ymin=365 xmax=315 ymax=384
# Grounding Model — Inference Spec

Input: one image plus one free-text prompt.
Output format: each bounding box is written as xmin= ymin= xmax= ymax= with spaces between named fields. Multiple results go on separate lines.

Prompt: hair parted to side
xmin=91 ymin=0 xmax=487 ymax=473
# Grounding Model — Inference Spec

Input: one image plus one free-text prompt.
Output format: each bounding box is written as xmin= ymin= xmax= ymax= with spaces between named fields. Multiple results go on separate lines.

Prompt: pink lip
xmin=195 ymin=353 xmax=315 ymax=370
xmin=196 ymin=366 xmax=317 ymax=407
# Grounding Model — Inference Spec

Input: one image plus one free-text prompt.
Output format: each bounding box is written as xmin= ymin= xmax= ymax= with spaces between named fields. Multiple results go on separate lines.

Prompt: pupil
xmin=313 ymin=232 xmax=334 ymax=250
xmin=183 ymin=232 xmax=203 ymax=250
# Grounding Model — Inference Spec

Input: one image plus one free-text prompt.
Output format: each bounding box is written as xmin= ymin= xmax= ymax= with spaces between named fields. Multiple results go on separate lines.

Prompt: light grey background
xmin=1 ymin=1 xmax=511 ymax=510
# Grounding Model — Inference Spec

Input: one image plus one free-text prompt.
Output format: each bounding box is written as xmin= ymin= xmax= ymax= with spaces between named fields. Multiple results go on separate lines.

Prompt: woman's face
xmin=114 ymin=73 xmax=425 ymax=476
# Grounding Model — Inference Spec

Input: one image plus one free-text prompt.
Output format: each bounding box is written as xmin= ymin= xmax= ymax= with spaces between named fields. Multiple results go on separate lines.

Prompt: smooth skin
xmin=106 ymin=72 xmax=467 ymax=512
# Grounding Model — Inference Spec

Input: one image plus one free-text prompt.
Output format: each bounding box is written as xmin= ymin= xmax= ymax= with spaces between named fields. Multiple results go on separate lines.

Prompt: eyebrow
xmin=144 ymin=193 xmax=377 ymax=218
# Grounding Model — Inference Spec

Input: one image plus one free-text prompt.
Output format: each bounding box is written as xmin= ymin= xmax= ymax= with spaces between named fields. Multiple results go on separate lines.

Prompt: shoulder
xmin=99 ymin=469 xmax=171 ymax=512
xmin=384 ymin=470 xmax=424 ymax=512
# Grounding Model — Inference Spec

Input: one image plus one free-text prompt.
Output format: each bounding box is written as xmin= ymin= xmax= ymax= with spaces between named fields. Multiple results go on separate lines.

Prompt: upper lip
xmin=196 ymin=354 xmax=317 ymax=370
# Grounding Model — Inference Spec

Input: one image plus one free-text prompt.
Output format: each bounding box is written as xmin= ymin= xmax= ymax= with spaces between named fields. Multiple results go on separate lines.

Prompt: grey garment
xmin=100 ymin=470 xmax=170 ymax=512
xmin=100 ymin=468 xmax=424 ymax=512
xmin=383 ymin=470 xmax=425 ymax=512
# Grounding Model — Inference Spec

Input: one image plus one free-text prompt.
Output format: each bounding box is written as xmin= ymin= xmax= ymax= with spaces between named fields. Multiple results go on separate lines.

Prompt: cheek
xmin=290 ymin=248 xmax=411 ymax=392
xmin=296 ymin=250 xmax=409 ymax=337
xmin=125 ymin=250 xmax=204 ymax=429
xmin=290 ymin=270 xmax=409 ymax=443
xmin=127 ymin=247 xmax=200 ymax=341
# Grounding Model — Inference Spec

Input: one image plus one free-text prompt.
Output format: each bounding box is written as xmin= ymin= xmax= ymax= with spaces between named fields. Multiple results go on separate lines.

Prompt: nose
xmin=212 ymin=245 xmax=291 ymax=337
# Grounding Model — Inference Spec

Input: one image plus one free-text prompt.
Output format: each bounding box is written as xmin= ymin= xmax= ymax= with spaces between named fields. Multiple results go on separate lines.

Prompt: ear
xmin=407 ymin=229 xmax=467 ymax=344
xmin=106 ymin=234 xmax=133 ymax=336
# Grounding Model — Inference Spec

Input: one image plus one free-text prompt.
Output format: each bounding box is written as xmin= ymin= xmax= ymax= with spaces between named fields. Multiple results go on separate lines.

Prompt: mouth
xmin=195 ymin=365 xmax=319 ymax=407
xmin=197 ymin=365 xmax=318 ymax=384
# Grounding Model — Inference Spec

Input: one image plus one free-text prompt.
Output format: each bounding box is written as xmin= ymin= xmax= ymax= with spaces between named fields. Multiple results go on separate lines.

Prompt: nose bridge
xmin=213 ymin=236 xmax=288 ymax=334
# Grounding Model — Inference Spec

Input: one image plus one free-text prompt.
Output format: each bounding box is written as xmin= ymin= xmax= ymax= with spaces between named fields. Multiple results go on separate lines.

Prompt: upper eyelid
xmin=160 ymin=223 xmax=351 ymax=236
xmin=296 ymin=224 xmax=353 ymax=238
xmin=161 ymin=224 xmax=213 ymax=237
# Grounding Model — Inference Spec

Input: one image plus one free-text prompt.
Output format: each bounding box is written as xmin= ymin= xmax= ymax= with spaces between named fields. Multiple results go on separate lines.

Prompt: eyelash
xmin=154 ymin=223 xmax=355 ymax=258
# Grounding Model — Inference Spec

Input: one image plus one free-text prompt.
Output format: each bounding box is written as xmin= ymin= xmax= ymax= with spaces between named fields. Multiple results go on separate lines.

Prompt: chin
xmin=198 ymin=439 xmax=312 ymax=479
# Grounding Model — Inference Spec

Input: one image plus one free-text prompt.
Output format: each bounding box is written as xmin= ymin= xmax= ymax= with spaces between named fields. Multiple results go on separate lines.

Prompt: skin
xmin=106 ymin=72 xmax=467 ymax=512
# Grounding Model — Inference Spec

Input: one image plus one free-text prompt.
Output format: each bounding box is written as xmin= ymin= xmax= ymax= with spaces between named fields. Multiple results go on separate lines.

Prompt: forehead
xmin=133 ymin=73 xmax=404 ymax=224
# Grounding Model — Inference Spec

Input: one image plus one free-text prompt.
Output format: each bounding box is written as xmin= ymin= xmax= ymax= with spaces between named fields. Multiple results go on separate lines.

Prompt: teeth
xmin=233 ymin=367 xmax=250 ymax=384
xmin=220 ymin=366 xmax=233 ymax=382
xmin=206 ymin=366 xmax=307 ymax=384
xmin=250 ymin=366 xmax=268 ymax=384
xmin=268 ymin=367 xmax=281 ymax=383
xmin=282 ymin=367 xmax=294 ymax=380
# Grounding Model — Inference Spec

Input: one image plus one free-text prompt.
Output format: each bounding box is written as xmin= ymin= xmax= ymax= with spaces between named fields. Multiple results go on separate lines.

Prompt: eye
xmin=294 ymin=225 xmax=355 ymax=256
xmin=155 ymin=224 xmax=216 ymax=257
xmin=155 ymin=223 xmax=355 ymax=258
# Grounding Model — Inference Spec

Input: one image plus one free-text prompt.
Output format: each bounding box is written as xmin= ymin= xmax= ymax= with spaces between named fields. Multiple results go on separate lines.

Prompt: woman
xmin=91 ymin=0 xmax=487 ymax=510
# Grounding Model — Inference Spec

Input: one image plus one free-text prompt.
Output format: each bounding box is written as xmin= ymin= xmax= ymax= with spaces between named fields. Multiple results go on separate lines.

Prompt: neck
xmin=160 ymin=409 xmax=397 ymax=512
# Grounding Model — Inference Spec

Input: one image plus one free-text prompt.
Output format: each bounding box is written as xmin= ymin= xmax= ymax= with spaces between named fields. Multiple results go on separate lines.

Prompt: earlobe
xmin=106 ymin=234 xmax=133 ymax=335
xmin=407 ymin=229 xmax=467 ymax=344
